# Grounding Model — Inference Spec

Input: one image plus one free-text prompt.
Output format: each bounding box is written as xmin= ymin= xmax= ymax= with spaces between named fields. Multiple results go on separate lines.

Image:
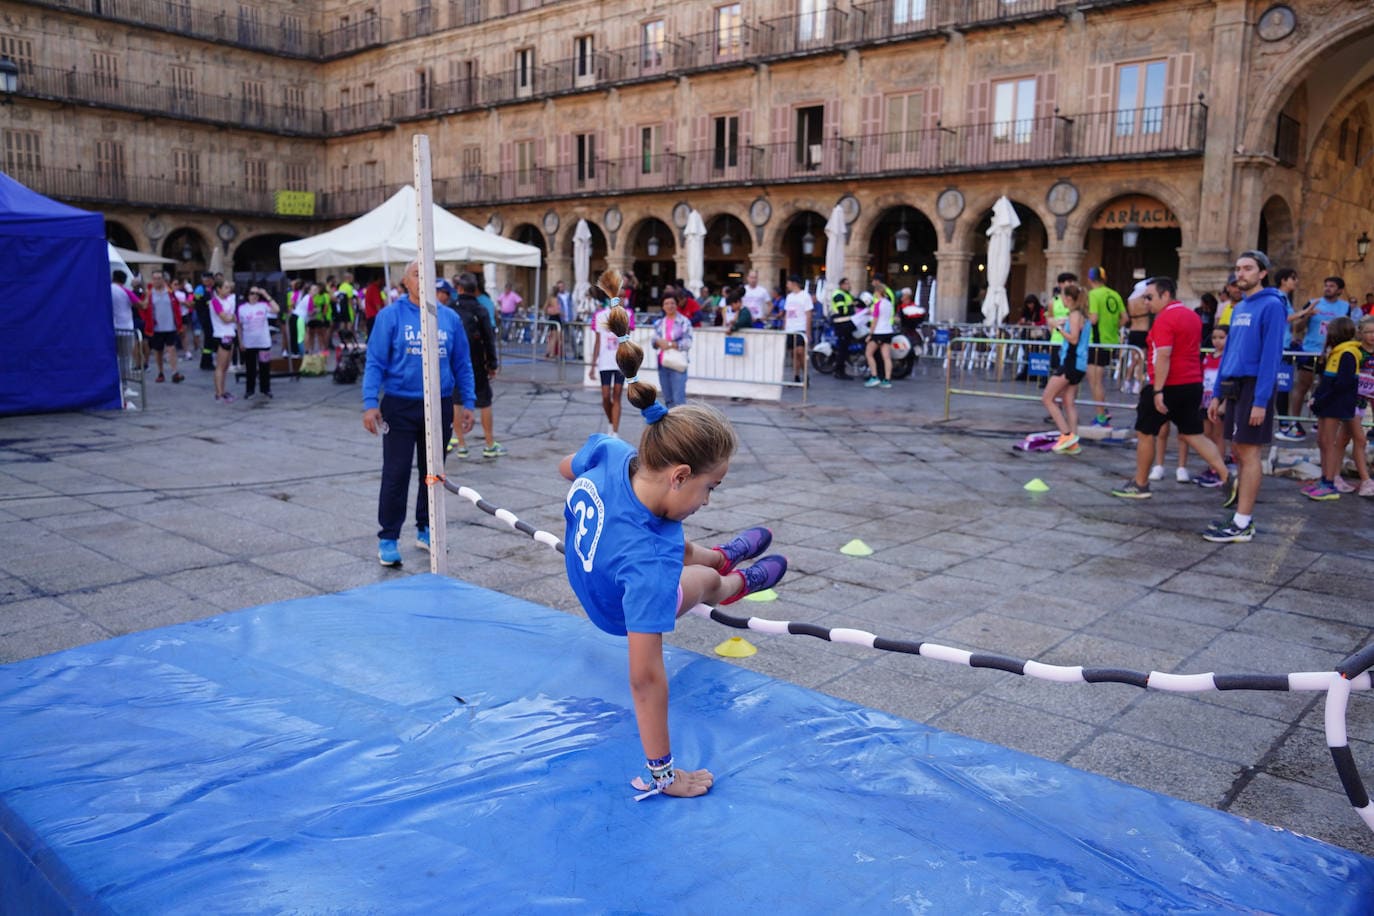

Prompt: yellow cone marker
xmin=1024 ymin=478 xmax=1049 ymax=492
xmin=840 ymin=539 xmax=873 ymax=557
xmin=743 ymin=588 xmax=778 ymax=602
xmin=715 ymin=636 xmax=757 ymax=658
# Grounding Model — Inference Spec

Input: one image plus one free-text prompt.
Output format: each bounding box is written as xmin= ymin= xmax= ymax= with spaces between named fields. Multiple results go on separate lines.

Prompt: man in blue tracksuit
xmin=1203 ymin=250 xmax=1287 ymax=544
xmin=362 ymin=260 xmax=476 ymax=566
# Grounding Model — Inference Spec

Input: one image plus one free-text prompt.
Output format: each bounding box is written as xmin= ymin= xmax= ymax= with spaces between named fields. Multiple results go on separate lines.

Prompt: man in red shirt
xmin=1112 ymin=276 xmax=1233 ymax=500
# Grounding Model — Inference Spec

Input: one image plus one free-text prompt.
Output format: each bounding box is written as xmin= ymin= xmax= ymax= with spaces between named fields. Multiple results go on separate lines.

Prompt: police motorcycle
xmin=810 ymin=291 xmax=918 ymax=379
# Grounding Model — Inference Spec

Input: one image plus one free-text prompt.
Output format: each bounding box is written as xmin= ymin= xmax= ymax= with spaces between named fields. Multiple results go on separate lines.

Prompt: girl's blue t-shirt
xmin=564 ymin=435 xmax=684 ymax=637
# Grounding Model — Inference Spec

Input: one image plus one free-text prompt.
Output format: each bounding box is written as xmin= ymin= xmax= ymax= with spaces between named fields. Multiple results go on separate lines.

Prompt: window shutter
xmin=1087 ymin=65 xmax=1112 ymax=113
xmin=827 ymin=96 xmax=840 ymax=136
xmin=1035 ymin=73 xmax=1057 ymax=120
xmin=771 ymin=105 xmax=789 ymax=144
xmin=966 ymin=80 xmax=990 ymax=123
xmin=1167 ymin=53 xmax=1194 ymax=108
xmin=740 ymin=108 xmax=753 ymax=145
xmin=499 ymin=140 xmax=512 ymax=173
xmin=923 ymin=86 xmax=941 ymax=130
xmin=692 ymin=114 xmax=707 ymax=152
xmin=558 ymin=133 xmax=571 ymax=165
xmin=861 ymin=94 xmax=881 ymax=135
xmin=621 ymin=125 xmax=634 ymax=160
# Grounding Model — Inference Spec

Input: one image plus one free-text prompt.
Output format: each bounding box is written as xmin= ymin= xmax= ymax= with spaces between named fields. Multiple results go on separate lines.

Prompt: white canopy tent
xmin=279 ymin=186 xmax=541 ymax=273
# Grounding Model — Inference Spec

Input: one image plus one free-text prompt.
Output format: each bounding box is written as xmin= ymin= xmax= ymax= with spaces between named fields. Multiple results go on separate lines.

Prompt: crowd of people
xmin=1023 ymin=252 xmax=1374 ymax=543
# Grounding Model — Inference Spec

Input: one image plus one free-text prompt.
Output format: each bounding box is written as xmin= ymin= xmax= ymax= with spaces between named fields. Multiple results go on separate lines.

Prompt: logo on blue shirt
xmin=566 ymin=479 xmax=605 ymax=573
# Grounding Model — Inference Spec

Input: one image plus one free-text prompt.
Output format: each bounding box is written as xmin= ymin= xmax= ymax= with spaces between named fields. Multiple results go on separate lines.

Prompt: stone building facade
xmin=1 ymin=0 xmax=1371 ymax=319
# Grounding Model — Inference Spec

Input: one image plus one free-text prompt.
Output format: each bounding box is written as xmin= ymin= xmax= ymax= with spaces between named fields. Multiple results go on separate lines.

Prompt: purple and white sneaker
xmin=721 ymin=555 xmax=788 ymax=605
xmin=713 ymin=526 xmax=772 ymax=576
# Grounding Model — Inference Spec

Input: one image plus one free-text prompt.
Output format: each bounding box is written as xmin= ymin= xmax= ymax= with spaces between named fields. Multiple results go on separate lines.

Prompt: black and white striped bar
xmin=444 ymin=479 xmax=1374 ymax=833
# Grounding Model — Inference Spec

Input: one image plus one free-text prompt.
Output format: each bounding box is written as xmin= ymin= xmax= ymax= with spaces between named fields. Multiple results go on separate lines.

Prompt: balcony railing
xmin=12 ymin=0 xmax=323 ymax=58
xmin=20 ymin=166 xmax=289 ymax=216
xmin=390 ymin=81 xmax=479 ymax=121
xmin=17 ymin=64 xmax=326 ymax=136
xmin=424 ymin=102 xmax=1207 ymax=210
xmin=401 ymin=5 xmax=437 ymax=39
xmin=754 ymin=9 xmax=849 ymax=59
xmin=319 ymin=17 xmax=391 ymax=58
xmin=670 ymin=25 xmax=760 ymax=71
xmin=324 ymin=100 xmax=389 ymax=135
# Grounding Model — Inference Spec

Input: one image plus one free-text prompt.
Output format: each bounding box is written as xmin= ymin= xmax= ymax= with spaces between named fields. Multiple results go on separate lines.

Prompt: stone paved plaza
xmin=2 ymin=357 xmax=1372 ymax=856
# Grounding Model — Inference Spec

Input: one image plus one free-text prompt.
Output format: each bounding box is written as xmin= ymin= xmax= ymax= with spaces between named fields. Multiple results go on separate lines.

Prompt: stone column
xmin=1044 ymin=243 xmax=1086 ymax=290
xmin=748 ymin=250 xmax=783 ymax=291
xmin=933 ymin=249 xmax=972 ymax=324
xmin=1191 ymin=0 xmax=1250 ymax=284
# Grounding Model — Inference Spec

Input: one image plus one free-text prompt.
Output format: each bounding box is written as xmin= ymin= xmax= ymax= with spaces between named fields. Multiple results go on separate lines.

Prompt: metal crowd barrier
xmin=115 ymin=329 xmax=146 ymax=411
xmin=943 ymin=336 xmax=1145 ymax=420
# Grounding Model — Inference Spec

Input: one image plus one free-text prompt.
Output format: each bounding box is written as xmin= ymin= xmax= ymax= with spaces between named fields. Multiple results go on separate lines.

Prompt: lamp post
xmin=801 ymin=216 xmax=815 ymax=256
xmin=646 ymin=234 xmax=660 ymax=257
xmin=1342 ymin=231 xmax=1370 ymax=265
xmin=720 ymin=230 xmax=733 ymax=256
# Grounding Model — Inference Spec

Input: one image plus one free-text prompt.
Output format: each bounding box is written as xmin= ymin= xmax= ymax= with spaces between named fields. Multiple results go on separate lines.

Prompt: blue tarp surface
xmin=1 ymin=575 xmax=1371 ymax=913
xmin=0 ymin=170 xmax=119 ymax=415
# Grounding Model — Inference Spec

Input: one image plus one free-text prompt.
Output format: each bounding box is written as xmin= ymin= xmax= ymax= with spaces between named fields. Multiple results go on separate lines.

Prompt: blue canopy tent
xmin=0 ymin=172 xmax=120 ymax=415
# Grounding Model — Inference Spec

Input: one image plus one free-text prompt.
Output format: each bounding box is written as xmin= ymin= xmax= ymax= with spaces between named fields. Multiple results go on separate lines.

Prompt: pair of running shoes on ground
xmin=382 ymin=525 xmax=788 ymax=605
xmin=446 ymin=437 xmax=506 ymax=458
xmin=1301 ymin=477 xmax=1374 ymax=499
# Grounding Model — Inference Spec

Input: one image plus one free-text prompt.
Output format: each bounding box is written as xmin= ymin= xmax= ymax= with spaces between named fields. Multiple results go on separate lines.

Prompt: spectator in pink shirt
xmin=497 ymin=282 xmax=523 ymax=341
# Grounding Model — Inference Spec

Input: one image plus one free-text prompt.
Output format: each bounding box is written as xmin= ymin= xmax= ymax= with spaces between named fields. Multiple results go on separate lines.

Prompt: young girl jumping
xmin=1303 ymin=316 xmax=1362 ymax=501
xmin=1042 ymin=283 xmax=1089 ymax=454
xmin=560 ymin=270 xmax=787 ymax=800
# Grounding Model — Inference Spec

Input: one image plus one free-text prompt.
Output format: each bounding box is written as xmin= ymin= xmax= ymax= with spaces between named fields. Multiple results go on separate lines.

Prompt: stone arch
xmin=954 ymin=198 xmax=1050 ymax=321
xmin=701 ymin=211 xmax=751 ymax=291
xmin=1240 ymin=16 xmax=1374 ymax=158
xmin=232 ymin=233 xmax=301 ymax=276
xmin=1257 ymin=194 xmax=1297 ymax=267
xmin=509 ymin=223 xmax=547 ymax=303
xmin=776 ymin=207 xmax=829 ymax=290
xmin=863 ymin=204 xmax=939 ymax=295
xmin=104 ymin=220 xmax=137 ymax=250
xmin=1068 ymin=178 xmax=1194 ymax=253
xmin=1078 ymin=191 xmax=1185 ymax=294
xmin=161 ymin=227 xmax=212 ymax=276
xmin=848 ymin=191 xmax=938 ymax=256
xmin=620 ymin=217 xmax=671 ymax=300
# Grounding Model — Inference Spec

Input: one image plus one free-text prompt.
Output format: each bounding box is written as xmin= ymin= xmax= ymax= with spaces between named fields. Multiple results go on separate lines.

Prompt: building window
xmin=575 ymin=132 xmax=596 ymax=184
xmin=237 ymin=3 xmax=262 ymax=44
xmin=574 ymin=35 xmax=594 ymax=78
xmin=173 ymin=149 xmax=200 ymax=187
xmin=411 ymin=69 xmax=431 ymax=109
xmin=284 ymin=86 xmax=305 ymax=118
xmin=1115 ymin=60 xmax=1166 ymax=135
xmin=2 ymin=129 xmax=41 ymax=175
xmin=95 ymin=139 xmax=125 ymax=179
xmin=283 ymin=162 xmax=309 ymax=191
xmin=170 ymin=65 xmax=197 ymax=113
xmin=795 ymin=105 xmax=824 ymax=169
xmin=713 ymin=115 xmax=739 ymax=171
xmin=640 ymin=125 xmax=662 ymax=174
xmin=244 ymin=158 xmax=267 ymax=192
xmin=0 ymin=36 xmax=33 ymax=74
xmin=715 ymin=4 xmax=742 ymax=58
xmin=92 ymin=52 xmax=120 ymax=90
xmin=798 ymin=0 xmax=828 ymax=43
xmin=892 ymin=0 xmax=926 ymax=25
xmin=884 ymin=92 xmax=924 ymax=154
xmin=515 ymin=139 xmax=536 ymax=184
xmin=241 ymin=80 xmax=265 ymax=120
xmin=282 ymin=14 xmax=304 ymax=50
xmin=642 ymin=20 xmax=665 ymax=72
xmin=461 ymin=145 xmax=482 ymax=177
xmin=515 ymin=48 xmax=534 ymax=94
xmin=992 ymin=77 xmax=1035 ymax=143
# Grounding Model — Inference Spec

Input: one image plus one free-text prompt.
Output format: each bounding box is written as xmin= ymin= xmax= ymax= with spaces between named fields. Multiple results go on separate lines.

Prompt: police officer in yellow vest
xmin=828 ymin=277 xmax=857 ymax=379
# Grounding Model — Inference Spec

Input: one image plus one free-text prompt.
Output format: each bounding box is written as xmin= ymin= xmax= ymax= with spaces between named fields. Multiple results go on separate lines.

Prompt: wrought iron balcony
xmin=420 ymin=103 xmax=1207 ymax=211
xmin=401 ymin=5 xmax=438 ymax=39
xmin=16 ymin=64 xmax=326 ymax=136
xmin=20 ymin=165 xmax=290 ymax=216
xmin=754 ymin=8 xmax=849 ymax=61
xmin=669 ymin=25 xmax=760 ymax=71
xmin=319 ymin=17 xmax=391 ymax=58
xmin=324 ymin=100 xmax=389 ymax=136
xmin=390 ymin=81 xmax=479 ymax=122
xmin=10 ymin=0 xmax=323 ymax=58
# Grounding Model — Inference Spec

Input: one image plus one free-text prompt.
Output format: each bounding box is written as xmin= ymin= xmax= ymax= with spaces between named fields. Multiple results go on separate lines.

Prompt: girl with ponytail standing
xmin=560 ymin=270 xmax=788 ymax=800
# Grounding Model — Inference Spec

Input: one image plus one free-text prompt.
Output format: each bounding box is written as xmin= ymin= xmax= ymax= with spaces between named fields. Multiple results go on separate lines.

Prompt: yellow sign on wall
xmin=274 ymin=190 xmax=316 ymax=217
xmin=1092 ymin=195 xmax=1178 ymax=230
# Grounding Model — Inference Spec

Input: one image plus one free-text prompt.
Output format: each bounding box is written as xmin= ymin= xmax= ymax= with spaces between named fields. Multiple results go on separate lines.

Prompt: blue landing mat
xmin=1 ymin=576 xmax=1372 ymax=913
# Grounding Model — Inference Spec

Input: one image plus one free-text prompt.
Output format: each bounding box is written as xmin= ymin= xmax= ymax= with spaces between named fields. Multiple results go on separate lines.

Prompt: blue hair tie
xmin=641 ymin=403 xmax=668 ymax=424
xmin=616 ymin=334 xmax=632 ymax=344
xmin=624 ymin=375 xmax=639 ymax=384
xmin=609 ymin=297 xmax=622 ymax=307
